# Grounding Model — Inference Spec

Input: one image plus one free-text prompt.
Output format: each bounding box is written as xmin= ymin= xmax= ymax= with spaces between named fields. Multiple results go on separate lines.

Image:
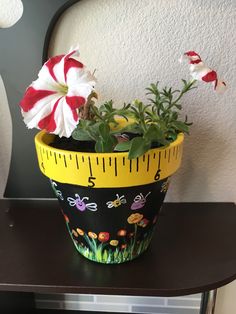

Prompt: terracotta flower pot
xmin=35 ymin=131 xmax=184 ymax=264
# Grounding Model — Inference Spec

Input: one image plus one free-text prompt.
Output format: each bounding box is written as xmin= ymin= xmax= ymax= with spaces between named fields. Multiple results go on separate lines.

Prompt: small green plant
xmin=72 ymin=80 xmax=195 ymax=159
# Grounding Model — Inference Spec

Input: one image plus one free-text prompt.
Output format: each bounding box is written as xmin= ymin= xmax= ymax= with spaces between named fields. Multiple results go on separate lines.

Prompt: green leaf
xmin=114 ymin=140 xmax=132 ymax=152
xmin=72 ymin=129 xmax=93 ymax=141
xmin=98 ymin=123 xmax=110 ymax=141
xmin=95 ymin=135 xmax=117 ymax=153
xmin=171 ymin=121 xmax=190 ymax=133
xmin=144 ymin=124 xmax=168 ymax=145
xmin=128 ymin=137 xmax=151 ymax=159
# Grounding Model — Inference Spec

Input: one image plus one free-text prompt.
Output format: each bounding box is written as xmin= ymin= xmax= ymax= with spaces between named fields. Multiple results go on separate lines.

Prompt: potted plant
xmin=19 ymin=49 xmax=226 ymax=264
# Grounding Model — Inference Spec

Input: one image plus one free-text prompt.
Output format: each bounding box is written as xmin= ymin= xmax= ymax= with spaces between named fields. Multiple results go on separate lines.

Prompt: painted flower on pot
xmin=72 ymin=229 xmax=79 ymax=237
xmin=110 ymin=240 xmax=119 ymax=246
xmin=137 ymin=218 xmax=149 ymax=228
xmin=117 ymin=229 xmax=127 ymax=237
xmin=76 ymin=228 xmax=85 ymax=236
xmin=98 ymin=232 xmax=110 ymax=243
xmin=88 ymin=231 xmax=97 ymax=239
xmin=127 ymin=213 xmax=143 ymax=224
xmin=20 ymin=49 xmax=96 ymax=138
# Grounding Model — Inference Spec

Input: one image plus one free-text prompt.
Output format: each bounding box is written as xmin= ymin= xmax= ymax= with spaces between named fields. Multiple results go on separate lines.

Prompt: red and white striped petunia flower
xmin=180 ymin=51 xmax=226 ymax=93
xmin=20 ymin=49 xmax=96 ymax=137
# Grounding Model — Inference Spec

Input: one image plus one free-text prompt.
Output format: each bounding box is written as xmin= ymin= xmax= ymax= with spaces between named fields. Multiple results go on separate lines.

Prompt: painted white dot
xmin=0 ymin=0 xmax=23 ymax=28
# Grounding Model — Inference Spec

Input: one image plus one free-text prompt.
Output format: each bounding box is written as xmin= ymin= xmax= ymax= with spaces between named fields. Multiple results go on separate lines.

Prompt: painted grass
xmin=70 ymin=228 xmax=154 ymax=264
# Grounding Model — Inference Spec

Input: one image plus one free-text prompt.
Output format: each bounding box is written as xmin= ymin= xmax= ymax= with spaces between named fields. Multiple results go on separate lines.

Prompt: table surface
xmin=0 ymin=200 xmax=235 ymax=297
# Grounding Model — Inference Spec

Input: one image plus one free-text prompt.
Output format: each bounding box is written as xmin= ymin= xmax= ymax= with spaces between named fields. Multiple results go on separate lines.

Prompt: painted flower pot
xmin=35 ymin=131 xmax=184 ymax=264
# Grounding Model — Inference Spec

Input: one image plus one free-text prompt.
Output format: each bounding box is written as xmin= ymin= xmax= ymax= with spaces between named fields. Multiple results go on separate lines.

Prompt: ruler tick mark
xmin=153 ymin=153 xmax=156 ymax=159
xmin=102 ymin=158 xmax=106 ymax=172
xmin=46 ymin=150 xmax=49 ymax=160
xmin=168 ymin=150 xmax=171 ymax=163
xmin=136 ymin=158 xmax=139 ymax=172
xmin=54 ymin=152 xmax=57 ymax=164
xmin=158 ymin=152 xmax=161 ymax=169
xmin=109 ymin=157 xmax=112 ymax=166
xmin=147 ymin=154 xmax=150 ymax=172
xmin=96 ymin=157 xmax=99 ymax=165
xmin=123 ymin=157 xmax=125 ymax=166
xmin=129 ymin=160 xmax=132 ymax=172
xmin=88 ymin=157 xmax=92 ymax=176
xmin=75 ymin=155 xmax=79 ymax=169
xmin=82 ymin=156 xmax=84 ymax=162
xmin=64 ymin=155 xmax=67 ymax=168
xmin=114 ymin=158 xmax=117 ymax=176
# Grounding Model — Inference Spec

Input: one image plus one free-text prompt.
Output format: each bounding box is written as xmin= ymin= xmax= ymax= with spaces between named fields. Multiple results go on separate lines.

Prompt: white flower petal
xmin=53 ymin=97 xmax=79 ymax=137
xmin=22 ymin=94 xmax=61 ymax=129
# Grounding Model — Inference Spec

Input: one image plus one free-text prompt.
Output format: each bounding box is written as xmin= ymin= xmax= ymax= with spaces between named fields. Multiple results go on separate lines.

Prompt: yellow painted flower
xmin=72 ymin=229 xmax=78 ymax=237
xmin=127 ymin=213 xmax=143 ymax=224
xmin=76 ymin=228 xmax=84 ymax=236
xmin=88 ymin=231 xmax=97 ymax=239
xmin=110 ymin=240 xmax=119 ymax=246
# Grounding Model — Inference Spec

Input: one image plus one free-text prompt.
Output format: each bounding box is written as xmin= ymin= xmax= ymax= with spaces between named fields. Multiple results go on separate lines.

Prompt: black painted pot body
xmin=50 ymin=178 xmax=169 ymax=264
xmin=35 ymin=130 xmax=183 ymax=264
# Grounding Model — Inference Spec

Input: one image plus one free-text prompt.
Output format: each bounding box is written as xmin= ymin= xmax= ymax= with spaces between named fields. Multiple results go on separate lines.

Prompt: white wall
xmin=0 ymin=0 xmax=235 ymax=313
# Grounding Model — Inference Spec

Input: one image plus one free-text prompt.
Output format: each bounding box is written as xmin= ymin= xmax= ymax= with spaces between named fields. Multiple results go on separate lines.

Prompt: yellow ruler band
xmin=35 ymin=131 xmax=184 ymax=188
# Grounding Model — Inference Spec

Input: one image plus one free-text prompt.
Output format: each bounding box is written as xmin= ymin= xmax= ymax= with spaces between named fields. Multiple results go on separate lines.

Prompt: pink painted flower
xmin=181 ymin=51 xmax=226 ymax=93
xmin=20 ymin=49 xmax=96 ymax=137
xmin=137 ymin=218 xmax=149 ymax=228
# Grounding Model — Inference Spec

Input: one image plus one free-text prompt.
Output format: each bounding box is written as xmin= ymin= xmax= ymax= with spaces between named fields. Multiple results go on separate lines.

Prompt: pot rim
xmin=35 ymin=130 xmax=184 ymax=158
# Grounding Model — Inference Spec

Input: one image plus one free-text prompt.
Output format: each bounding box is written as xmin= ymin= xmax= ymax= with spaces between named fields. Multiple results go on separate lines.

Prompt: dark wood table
xmin=0 ymin=200 xmax=235 ymax=313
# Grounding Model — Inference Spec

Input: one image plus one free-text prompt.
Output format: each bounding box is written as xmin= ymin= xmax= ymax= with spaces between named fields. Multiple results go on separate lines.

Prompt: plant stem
xmin=172 ymin=79 xmax=197 ymax=107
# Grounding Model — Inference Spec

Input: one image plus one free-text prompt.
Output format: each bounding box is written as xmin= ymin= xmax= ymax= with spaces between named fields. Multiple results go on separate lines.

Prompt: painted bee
xmin=67 ymin=194 xmax=97 ymax=212
xmin=106 ymin=194 xmax=127 ymax=208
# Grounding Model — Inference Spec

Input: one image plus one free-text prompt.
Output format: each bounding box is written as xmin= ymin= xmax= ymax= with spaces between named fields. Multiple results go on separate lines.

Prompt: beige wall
xmin=0 ymin=0 xmax=235 ymax=312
